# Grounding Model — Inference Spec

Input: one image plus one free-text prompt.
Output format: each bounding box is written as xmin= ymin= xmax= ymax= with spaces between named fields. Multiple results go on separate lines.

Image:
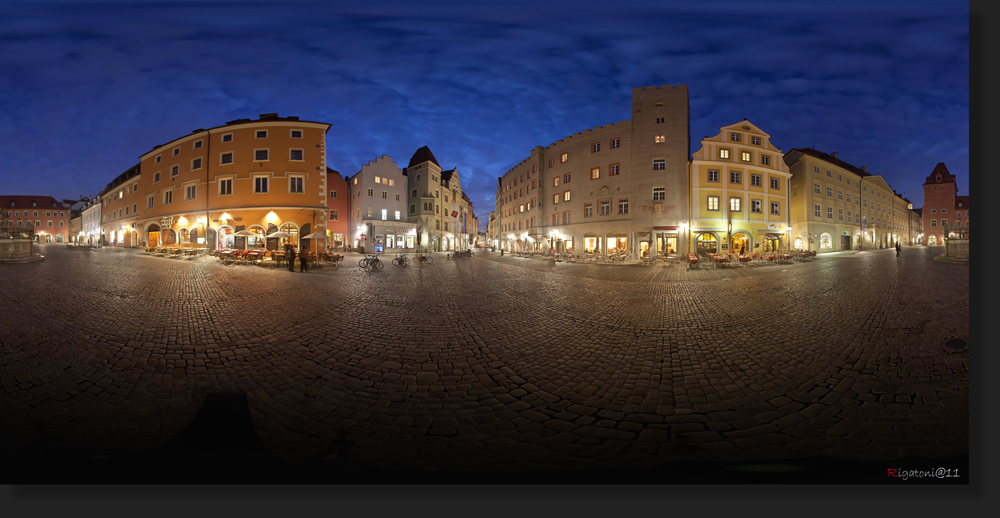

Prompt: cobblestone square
xmin=0 ymin=245 xmax=969 ymax=482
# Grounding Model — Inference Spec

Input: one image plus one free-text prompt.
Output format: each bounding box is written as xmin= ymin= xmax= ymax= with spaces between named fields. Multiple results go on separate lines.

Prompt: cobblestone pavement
xmin=0 ymin=244 xmax=968 ymax=480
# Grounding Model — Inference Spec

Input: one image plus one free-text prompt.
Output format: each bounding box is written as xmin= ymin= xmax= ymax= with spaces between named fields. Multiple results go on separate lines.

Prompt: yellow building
xmin=689 ymin=119 xmax=791 ymax=255
xmin=99 ymin=113 xmax=332 ymax=251
xmin=784 ymin=149 xmax=908 ymax=252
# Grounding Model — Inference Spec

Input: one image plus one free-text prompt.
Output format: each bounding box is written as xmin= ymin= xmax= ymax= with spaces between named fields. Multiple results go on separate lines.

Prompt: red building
xmin=921 ymin=163 xmax=969 ymax=245
xmin=326 ymin=168 xmax=350 ymax=249
xmin=1 ymin=195 xmax=70 ymax=243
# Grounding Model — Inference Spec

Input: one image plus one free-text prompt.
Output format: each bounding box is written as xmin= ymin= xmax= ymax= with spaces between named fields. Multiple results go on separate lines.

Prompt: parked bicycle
xmin=391 ymin=253 xmax=409 ymax=267
xmin=413 ymin=252 xmax=433 ymax=264
xmin=359 ymin=254 xmax=384 ymax=271
xmin=447 ymin=249 xmax=473 ymax=260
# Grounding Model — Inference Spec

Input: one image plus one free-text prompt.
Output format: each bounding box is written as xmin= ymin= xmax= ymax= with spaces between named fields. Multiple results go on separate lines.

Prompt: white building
xmin=81 ymin=195 xmax=103 ymax=246
xmin=348 ymin=155 xmax=417 ymax=253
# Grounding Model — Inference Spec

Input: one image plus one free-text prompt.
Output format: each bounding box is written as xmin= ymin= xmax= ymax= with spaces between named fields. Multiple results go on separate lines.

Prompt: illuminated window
xmin=591 ymin=167 xmax=600 ymax=180
xmin=719 ymin=149 xmax=730 ymax=159
xmin=741 ymin=151 xmax=751 ymax=162
xmin=561 ymin=153 xmax=568 ymax=163
xmin=730 ymin=197 xmax=741 ymax=212
xmin=707 ymin=196 xmax=719 ymax=211
xmin=655 ymin=135 xmax=665 ymax=143
xmin=564 ymin=191 xmax=571 ymax=202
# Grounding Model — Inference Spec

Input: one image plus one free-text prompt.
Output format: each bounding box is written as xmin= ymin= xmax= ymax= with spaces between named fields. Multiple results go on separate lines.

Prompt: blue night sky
xmin=0 ymin=0 xmax=969 ymax=231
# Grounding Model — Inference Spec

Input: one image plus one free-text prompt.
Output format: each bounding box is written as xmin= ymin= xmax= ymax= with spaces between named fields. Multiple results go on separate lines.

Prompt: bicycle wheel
xmin=425 ymin=256 xmax=432 ymax=264
xmin=392 ymin=258 xmax=400 ymax=267
xmin=374 ymin=259 xmax=384 ymax=270
xmin=359 ymin=258 xmax=370 ymax=269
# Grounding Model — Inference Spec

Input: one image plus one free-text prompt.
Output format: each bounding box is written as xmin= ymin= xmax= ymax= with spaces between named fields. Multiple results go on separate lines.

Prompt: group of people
xmin=284 ymin=244 xmax=309 ymax=272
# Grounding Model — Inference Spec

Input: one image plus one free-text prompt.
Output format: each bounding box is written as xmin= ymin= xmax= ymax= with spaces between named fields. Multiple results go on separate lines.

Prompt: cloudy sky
xmin=0 ymin=0 xmax=969 ymax=231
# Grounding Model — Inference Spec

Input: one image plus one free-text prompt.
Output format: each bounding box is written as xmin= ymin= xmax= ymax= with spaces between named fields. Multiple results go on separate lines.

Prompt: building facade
xmin=101 ymin=113 xmax=334 ymax=251
xmin=326 ymin=168 xmax=350 ymax=249
xmin=1 ymin=196 xmax=70 ymax=243
xmin=348 ymin=155 xmax=415 ymax=253
xmin=406 ymin=146 xmax=474 ymax=252
xmin=689 ymin=119 xmax=791 ymax=255
xmin=922 ymin=163 xmax=969 ymax=245
xmin=81 ymin=195 xmax=102 ymax=246
xmin=495 ymin=85 xmax=689 ymax=256
xmin=785 ymin=149 xmax=908 ymax=252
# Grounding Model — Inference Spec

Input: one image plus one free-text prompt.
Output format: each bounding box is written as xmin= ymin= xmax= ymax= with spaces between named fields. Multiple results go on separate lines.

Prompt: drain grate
xmin=946 ymin=339 xmax=967 ymax=349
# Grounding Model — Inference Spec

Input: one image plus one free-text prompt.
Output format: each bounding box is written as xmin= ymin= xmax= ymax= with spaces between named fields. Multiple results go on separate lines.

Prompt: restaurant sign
xmin=160 ymin=216 xmax=173 ymax=227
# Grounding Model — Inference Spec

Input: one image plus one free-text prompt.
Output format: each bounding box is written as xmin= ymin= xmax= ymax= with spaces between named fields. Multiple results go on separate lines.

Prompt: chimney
xmin=830 ymin=152 xmax=838 ymax=159
xmin=861 ymin=166 xmax=867 ymax=173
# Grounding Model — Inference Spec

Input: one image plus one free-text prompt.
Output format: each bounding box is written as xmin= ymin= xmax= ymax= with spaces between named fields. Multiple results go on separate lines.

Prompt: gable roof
xmin=923 ymin=162 xmax=955 ymax=185
xmin=784 ymin=148 xmax=871 ymax=178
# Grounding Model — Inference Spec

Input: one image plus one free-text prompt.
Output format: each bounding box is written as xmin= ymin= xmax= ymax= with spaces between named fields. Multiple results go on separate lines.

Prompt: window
xmin=827 ymin=170 xmax=832 ymax=177
xmin=170 ymin=165 xmax=179 ymax=177
xmin=591 ymin=142 xmax=600 ymax=153
xmin=751 ymin=174 xmax=762 ymax=187
xmin=222 ymin=133 xmax=233 ymax=142
xmin=173 ymin=147 xmax=180 ymax=156
xmin=553 ymin=194 xmax=560 ymax=205
xmin=155 ymin=155 xmax=162 ymax=163
xmin=846 ymin=193 xmax=851 ymax=202
xmin=708 ymin=196 xmax=720 ymax=211
xmin=839 ymin=209 xmax=844 ymax=220
xmin=730 ymin=197 xmax=741 ymax=212
xmin=730 ymin=171 xmax=741 ymax=184
xmin=291 ymin=129 xmax=302 ymax=138
xmin=193 ymin=140 xmax=203 ymax=149
xmin=185 ymin=185 xmax=196 ymax=201
xmin=548 ymin=158 xmax=555 ymax=168
xmin=47 ymin=221 xmax=53 ymax=227
xmin=219 ymin=178 xmax=233 ymax=196
xmin=553 ymin=177 xmax=560 ymax=187
xmin=730 ymin=133 xmax=741 ymax=142
xmin=930 ymin=209 xmax=936 ymax=213
xmin=814 ymin=183 xmax=821 ymax=193
xmin=941 ymin=209 xmax=947 ymax=213
xmin=741 ymin=151 xmax=751 ymax=162
xmin=289 ymin=176 xmax=304 ymax=193
xmin=191 ymin=158 xmax=202 ymax=170
xmin=751 ymin=199 xmax=762 ymax=213
xmin=931 ymin=220 xmax=937 ymax=227
xmin=655 ymin=135 xmax=665 ymax=143
xmin=770 ymin=201 xmax=780 ymax=215
xmin=254 ymin=176 xmax=268 ymax=193
xmin=254 ymin=149 xmax=269 ymax=161
xmin=827 ymin=187 xmax=833 ymax=196
xmin=584 ymin=203 xmax=593 ymax=217
xmin=600 ymin=200 xmax=611 ymax=215
xmin=256 ymin=130 xmax=267 ymax=138
xmin=708 ymin=169 xmax=720 ymax=182
xmin=124 ymin=206 xmax=129 ymax=216
xmin=611 ymin=138 xmax=620 ymax=148
xmin=653 ymin=187 xmax=665 ymax=201
xmin=147 ymin=195 xmax=154 ymax=209
xmin=770 ymin=177 xmax=780 ymax=190
xmin=656 ymin=117 xmax=665 ymax=124
xmin=163 ymin=190 xmax=173 ymax=205
xmin=367 ymin=188 xmax=373 ymax=197
xmin=220 ymin=152 xmax=233 ymax=165
xmin=561 ymin=153 xmax=568 ymax=163
xmin=719 ymin=149 xmax=730 ymax=159
xmin=618 ymin=199 xmax=629 ymax=214
xmin=395 ymin=193 xmax=400 ymax=201
xmin=653 ymin=159 xmax=665 ymax=170
xmin=846 ymin=178 xmax=851 ymax=186
xmin=847 ymin=211 xmax=851 ymax=221
xmin=552 ymin=213 xmax=559 ymax=226
xmin=382 ymin=191 xmax=388 ymax=199
xmin=290 ymin=149 xmax=304 ymax=161
xmin=751 ymin=136 xmax=761 ymax=145
xmin=814 ymin=204 xmax=821 ymax=217
xmin=564 ymin=173 xmax=571 ymax=183
xmin=827 ymin=207 xmax=833 ymax=218
xmin=564 ymin=191 xmax=571 ymax=202
xmin=591 ymin=167 xmax=600 ymax=180
xmin=761 ymin=155 xmax=770 ymax=166
xmin=838 ymin=190 xmax=843 ymax=200
xmin=609 ymin=164 xmax=620 ymax=176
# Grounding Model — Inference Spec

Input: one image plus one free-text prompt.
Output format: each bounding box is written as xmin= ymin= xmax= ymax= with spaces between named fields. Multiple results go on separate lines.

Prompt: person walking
xmin=299 ymin=247 xmax=308 ymax=273
xmin=896 ymin=240 xmax=901 ymax=257
xmin=285 ymin=244 xmax=295 ymax=272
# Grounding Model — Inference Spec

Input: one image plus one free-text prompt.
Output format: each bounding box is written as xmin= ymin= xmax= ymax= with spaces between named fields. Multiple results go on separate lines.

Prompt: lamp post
xmin=727 ymin=220 xmax=732 ymax=255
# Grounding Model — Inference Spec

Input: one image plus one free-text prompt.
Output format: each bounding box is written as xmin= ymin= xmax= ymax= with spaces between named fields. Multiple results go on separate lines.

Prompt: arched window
xmin=246 ymin=225 xmax=266 ymax=247
xmin=820 ymin=233 xmax=832 ymax=249
xmin=279 ymin=223 xmax=299 ymax=248
xmin=180 ymin=228 xmax=190 ymax=243
xmin=794 ymin=235 xmax=803 ymax=250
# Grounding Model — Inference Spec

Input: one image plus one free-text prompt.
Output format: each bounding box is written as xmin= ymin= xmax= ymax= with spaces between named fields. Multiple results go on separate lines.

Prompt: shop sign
xmin=160 ymin=216 xmax=173 ymax=227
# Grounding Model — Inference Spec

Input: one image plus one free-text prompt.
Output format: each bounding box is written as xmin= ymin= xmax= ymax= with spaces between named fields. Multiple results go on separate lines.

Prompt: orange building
xmin=1 ymin=195 xmax=70 ymax=243
xmin=326 ymin=167 xmax=350 ymax=249
xmin=100 ymin=113 xmax=333 ymax=251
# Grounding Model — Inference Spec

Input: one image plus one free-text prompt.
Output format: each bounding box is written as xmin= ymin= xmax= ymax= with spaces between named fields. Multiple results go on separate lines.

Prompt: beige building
xmin=784 ymin=148 xmax=909 ymax=252
xmin=405 ymin=146 xmax=475 ymax=252
xmin=494 ymin=85 xmax=690 ymax=256
xmin=347 ymin=155 xmax=416 ymax=253
xmin=689 ymin=119 xmax=791 ymax=255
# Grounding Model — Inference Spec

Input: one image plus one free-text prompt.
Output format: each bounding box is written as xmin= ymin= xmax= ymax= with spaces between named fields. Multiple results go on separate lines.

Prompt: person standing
xmin=896 ymin=240 xmax=901 ymax=257
xmin=299 ymin=247 xmax=308 ymax=273
xmin=285 ymin=244 xmax=295 ymax=272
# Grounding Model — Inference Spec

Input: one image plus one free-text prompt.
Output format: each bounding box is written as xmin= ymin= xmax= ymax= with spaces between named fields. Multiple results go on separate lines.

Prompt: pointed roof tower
xmin=408 ymin=146 xmax=440 ymax=168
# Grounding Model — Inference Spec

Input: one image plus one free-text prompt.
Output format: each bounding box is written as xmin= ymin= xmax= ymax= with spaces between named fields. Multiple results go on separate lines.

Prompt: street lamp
xmin=727 ymin=220 xmax=732 ymax=254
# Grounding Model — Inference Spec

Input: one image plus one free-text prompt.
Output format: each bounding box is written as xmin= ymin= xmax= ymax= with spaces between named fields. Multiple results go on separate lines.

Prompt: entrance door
xmin=149 ymin=232 xmax=160 ymax=247
xmin=841 ymin=235 xmax=851 ymax=251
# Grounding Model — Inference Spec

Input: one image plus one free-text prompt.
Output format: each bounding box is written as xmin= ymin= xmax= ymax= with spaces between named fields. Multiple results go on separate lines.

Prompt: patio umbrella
xmin=266 ymin=231 xmax=293 ymax=239
xmin=301 ymin=231 xmax=326 ymax=239
xmin=234 ymin=229 xmax=257 ymax=251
